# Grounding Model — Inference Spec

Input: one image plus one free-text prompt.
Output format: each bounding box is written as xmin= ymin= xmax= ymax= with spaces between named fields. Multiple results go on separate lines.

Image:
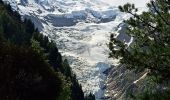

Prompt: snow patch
xmin=5 ymin=0 xmax=150 ymax=99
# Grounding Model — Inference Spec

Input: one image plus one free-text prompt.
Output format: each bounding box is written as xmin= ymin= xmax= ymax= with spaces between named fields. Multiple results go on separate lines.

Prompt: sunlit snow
xmin=4 ymin=0 xmax=149 ymax=99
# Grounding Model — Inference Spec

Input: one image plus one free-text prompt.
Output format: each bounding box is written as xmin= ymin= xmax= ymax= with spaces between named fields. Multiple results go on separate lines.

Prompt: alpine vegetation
xmin=109 ymin=0 xmax=170 ymax=99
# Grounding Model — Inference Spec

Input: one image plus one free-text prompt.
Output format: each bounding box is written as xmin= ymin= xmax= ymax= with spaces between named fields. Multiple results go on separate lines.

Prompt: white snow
xmin=5 ymin=0 xmax=150 ymax=99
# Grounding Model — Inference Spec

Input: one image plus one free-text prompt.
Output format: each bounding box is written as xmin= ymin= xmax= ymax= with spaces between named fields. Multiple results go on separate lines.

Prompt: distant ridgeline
xmin=0 ymin=0 xmax=95 ymax=100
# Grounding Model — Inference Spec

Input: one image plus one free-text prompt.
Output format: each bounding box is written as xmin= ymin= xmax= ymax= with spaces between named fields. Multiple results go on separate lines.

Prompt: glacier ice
xmin=4 ymin=0 xmax=149 ymax=99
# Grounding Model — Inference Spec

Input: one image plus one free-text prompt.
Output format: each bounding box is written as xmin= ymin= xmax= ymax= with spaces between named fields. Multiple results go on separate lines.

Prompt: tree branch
xmin=151 ymin=1 xmax=170 ymax=26
xmin=127 ymin=11 xmax=157 ymax=29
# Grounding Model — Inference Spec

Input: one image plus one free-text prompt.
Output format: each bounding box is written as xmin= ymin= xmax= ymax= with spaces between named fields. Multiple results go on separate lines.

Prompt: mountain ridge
xmin=3 ymin=0 xmax=149 ymax=99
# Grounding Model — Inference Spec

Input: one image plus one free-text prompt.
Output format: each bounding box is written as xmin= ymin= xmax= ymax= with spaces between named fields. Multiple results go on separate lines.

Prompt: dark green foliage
xmin=32 ymin=32 xmax=85 ymax=100
xmin=85 ymin=93 xmax=95 ymax=100
xmin=0 ymin=42 xmax=62 ymax=100
xmin=0 ymin=1 xmax=85 ymax=100
xmin=24 ymin=19 xmax=35 ymax=34
xmin=62 ymin=59 xmax=85 ymax=100
xmin=71 ymin=74 xmax=85 ymax=100
xmin=0 ymin=7 xmax=32 ymax=46
xmin=0 ymin=0 xmax=3 ymax=4
xmin=32 ymin=32 xmax=63 ymax=71
xmin=32 ymin=21 xmax=85 ymax=100
xmin=109 ymin=0 xmax=170 ymax=83
xmin=57 ymin=73 xmax=72 ymax=100
xmin=63 ymin=59 xmax=72 ymax=77
xmin=109 ymin=0 xmax=170 ymax=99
xmin=48 ymin=42 xmax=62 ymax=71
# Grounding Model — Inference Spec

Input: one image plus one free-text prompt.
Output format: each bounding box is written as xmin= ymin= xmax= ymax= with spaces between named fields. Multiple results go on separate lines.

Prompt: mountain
xmin=3 ymin=0 xmax=149 ymax=99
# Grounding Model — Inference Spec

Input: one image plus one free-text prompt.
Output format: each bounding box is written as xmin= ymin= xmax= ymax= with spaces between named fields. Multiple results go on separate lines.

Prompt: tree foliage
xmin=109 ymin=0 xmax=170 ymax=83
xmin=0 ymin=0 xmax=86 ymax=100
xmin=109 ymin=0 xmax=170 ymax=99
xmin=85 ymin=93 xmax=95 ymax=100
xmin=0 ymin=42 xmax=63 ymax=100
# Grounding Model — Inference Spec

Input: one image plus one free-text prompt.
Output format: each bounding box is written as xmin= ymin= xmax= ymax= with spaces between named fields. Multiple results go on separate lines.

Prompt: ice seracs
xmin=5 ymin=0 xmax=149 ymax=99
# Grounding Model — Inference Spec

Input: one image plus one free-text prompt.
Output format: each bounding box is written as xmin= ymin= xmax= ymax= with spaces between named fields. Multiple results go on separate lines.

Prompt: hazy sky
xmin=101 ymin=0 xmax=150 ymax=8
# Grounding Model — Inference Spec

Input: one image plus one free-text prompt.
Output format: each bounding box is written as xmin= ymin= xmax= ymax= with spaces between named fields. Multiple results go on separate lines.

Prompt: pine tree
xmin=0 ymin=42 xmax=62 ymax=100
xmin=62 ymin=59 xmax=72 ymax=77
xmin=0 ymin=2 xmax=85 ymax=100
xmin=85 ymin=93 xmax=95 ymax=100
xmin=109 ymin=0 xmax=170 ymax=99
xmin=0 ymin=24 xmax=4 ymax=37
xmin=0 ymin=0 xmax=3 ymax=4
xmin=109 ymin=0 xmax=170 ymax=83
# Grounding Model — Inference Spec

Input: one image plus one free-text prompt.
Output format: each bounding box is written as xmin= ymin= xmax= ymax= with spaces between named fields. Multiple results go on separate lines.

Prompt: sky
xmin=101 ymin=0 xmax=150 ymax=8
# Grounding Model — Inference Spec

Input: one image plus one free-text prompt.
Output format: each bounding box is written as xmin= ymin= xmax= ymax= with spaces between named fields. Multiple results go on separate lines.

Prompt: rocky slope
xmin=4 ymin=0 xmax=149 ymax=99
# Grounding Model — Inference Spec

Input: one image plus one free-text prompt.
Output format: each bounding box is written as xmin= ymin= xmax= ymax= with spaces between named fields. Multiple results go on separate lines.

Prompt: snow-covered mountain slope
xmin=4 ymin=0 xmax=149 ymax=99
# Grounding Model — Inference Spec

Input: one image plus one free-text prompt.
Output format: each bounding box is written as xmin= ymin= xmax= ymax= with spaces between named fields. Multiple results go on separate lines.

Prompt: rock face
xmin=104 ymin=21 xmax=149 ymax=100
xmin=105 ymin=65 xmax=148 ymax=100
xmin=4 ymin=0 xmax=149 ymax=99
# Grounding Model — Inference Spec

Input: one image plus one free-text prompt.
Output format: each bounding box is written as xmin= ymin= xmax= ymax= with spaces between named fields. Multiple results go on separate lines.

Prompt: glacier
xmin=3 ymin=0 xmax=149 ymax=99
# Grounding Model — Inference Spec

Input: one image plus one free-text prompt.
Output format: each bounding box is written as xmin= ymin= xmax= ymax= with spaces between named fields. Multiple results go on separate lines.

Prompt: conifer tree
xmin=109 ymin=0 xmax=170 ymax=82
xmin=85 ymin=93 xmax=95 ymax=100
xmin=0 ymin=1 xmax=85 ymax=100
